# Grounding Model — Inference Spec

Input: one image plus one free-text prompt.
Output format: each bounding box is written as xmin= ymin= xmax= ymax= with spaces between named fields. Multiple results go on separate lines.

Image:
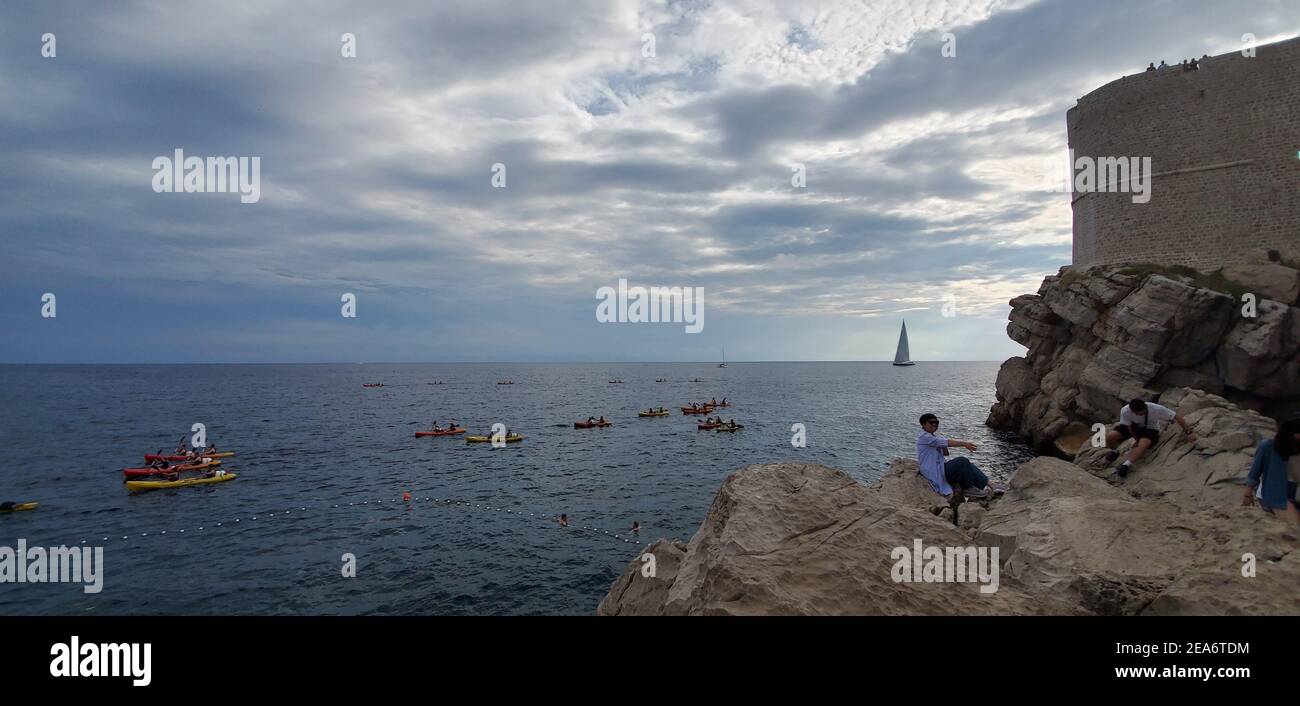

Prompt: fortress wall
xmin=1068 ymin=38 xmax=1300 ymax=269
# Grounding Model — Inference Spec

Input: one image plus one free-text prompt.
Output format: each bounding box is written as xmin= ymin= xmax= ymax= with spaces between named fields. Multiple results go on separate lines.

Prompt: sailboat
xmin=892 ymin=321 xmax=915 ymax=366
xmin=718 ymin=346 xmax=728 ymax=368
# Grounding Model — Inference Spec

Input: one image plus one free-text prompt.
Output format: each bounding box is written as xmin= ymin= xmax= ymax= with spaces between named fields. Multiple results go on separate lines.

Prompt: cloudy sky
xmin=2 ymin=0 xmax=1297 ymax=363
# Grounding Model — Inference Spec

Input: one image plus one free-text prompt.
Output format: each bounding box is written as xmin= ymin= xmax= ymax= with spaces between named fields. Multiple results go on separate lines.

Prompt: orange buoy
xmin=403 ymin=491 xmax=412 ymax=502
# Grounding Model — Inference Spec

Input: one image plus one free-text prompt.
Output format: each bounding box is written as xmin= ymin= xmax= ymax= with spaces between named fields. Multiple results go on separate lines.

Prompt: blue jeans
xmin=944 ymin=456 xmax=988 ymax=491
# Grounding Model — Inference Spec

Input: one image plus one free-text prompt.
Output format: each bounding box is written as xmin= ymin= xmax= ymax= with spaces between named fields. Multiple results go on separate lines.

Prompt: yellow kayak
xmin=126 ymin=473 xmax=237 ymax=492
xmin=465 ymin=435 xmax=524 ymax=443
xmin=0 ymin=502 xmax=38 ymax=513
xmin=638 ymin=410 xmax=670 ymax=417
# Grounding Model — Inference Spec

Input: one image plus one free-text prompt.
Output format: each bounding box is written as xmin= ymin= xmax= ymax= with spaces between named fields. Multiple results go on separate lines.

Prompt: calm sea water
xmin=0 ymin=362 xmax=1031 ymax=615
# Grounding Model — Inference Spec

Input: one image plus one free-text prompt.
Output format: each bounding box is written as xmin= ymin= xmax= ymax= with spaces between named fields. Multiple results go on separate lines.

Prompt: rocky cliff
xmin=598 ymin=389 xmax=1298 ymax=615
xmin=986 ymin=249 xmax=1300 ymax=454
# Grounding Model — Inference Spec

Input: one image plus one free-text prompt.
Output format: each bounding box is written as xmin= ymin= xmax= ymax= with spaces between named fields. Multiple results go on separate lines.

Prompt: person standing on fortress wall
xmin=1243 ymin=416 xmax=1300 ymax=525
xmin=1146 ymin=62 xmax=1156 ymax=71
xmin=1158 ymin=60 xmax=1168 ymax=68
xmin=915 ymin=413 xmax=996 ymax=499
xmin=1103 ymin=399 xmax=1196 ymax=478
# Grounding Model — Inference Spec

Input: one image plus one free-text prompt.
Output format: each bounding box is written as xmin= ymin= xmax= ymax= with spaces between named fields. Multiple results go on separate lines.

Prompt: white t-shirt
xmin=1118 ymin=403 xmax=1176 ymax=429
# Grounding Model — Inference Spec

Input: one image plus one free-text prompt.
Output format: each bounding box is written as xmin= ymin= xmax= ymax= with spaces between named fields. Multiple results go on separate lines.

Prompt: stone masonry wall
xmin=1068 ymin=37 xmax=1300 ymax=270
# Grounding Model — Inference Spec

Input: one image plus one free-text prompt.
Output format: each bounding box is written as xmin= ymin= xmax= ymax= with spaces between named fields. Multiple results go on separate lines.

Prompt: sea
xmin=0 ymin=362 xmax=1033 ymax=615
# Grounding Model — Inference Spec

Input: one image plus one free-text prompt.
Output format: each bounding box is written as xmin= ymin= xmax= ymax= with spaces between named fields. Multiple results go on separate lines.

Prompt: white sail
xmin=892 ymin=320 xmax=915 ymax=366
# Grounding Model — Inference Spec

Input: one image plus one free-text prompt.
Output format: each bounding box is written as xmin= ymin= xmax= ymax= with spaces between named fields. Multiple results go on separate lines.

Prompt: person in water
xmin=1244 ymin=416 xmax=1300 ymax=524
xmin=632 ymin=522 xmax=640 ymax=534
xmin=1103 ymin=398 xmax=1196 ymax=477
xmin=916 ymin=413 xmax=993 ymax=499
xmin=559 ymin=514 xmax=569 ymax=527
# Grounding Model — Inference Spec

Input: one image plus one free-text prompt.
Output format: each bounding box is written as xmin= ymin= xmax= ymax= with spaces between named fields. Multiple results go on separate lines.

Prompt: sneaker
xmin=1116 ymin=463 xmax=1130 ymax=478
xmin=963 ymin=486 xmax=991 ymax=499
xmin=1103 ymin=450 xmax=1119 ymax=463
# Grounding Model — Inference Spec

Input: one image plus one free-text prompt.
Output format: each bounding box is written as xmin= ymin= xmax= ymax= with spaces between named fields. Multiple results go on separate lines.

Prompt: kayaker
xmin=711 ymin=398 xmax=717 ymax=405
xmin=587 ymin=416 xmax=596 ymax=425
xmin=449 ymin=420 xmax=460 ymax=430
xmin=721 ymin=397 xmax=727 ymax=405
xmin=559 ymin=514 xmax=569 ymax=527
xmin=598 ymin=416 xmax=607 ymax=424
xmin=174 ymin=435 xmax=187 ymax=454
xmin=431 ymin=420 xmax=442 ymax=431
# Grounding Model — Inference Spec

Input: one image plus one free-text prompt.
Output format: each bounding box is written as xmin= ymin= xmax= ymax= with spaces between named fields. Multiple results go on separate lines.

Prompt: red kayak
xmin=574 ymin=421 xmax=613 ymax=429
xmin=415 ymin=428 xmax=466 ymax=437
xmin=123 ymin=460 xmax=221 ymax=478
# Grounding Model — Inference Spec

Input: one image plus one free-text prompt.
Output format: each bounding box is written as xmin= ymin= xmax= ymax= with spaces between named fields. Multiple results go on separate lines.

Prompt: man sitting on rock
xmin=1103 ymin=398 xmax=1196 ymax=478
xmin=916 ymin=413 xmax=992 ymax=499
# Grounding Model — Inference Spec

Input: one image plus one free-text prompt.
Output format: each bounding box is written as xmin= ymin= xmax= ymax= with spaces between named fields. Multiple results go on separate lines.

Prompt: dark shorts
xmin=1116 ymin=424 xmax=1159 ymax=443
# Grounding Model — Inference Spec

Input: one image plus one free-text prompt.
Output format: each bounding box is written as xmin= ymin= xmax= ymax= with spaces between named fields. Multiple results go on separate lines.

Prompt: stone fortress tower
xmin=1068 ymin=37 xmax=1300 ymax=270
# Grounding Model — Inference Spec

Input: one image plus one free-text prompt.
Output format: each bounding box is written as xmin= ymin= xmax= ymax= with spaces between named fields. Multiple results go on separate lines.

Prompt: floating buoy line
xmin=61 ymin=492 xmax=658 ymax=551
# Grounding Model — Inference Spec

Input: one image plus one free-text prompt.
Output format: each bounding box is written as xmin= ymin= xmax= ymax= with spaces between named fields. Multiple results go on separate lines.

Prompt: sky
xmin=2 ymin=0 xmax=1298 ymax=363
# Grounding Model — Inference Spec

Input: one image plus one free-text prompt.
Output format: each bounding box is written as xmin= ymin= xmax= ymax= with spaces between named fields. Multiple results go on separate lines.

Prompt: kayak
xmin=716 ymin=425 xmax=744 ymax=432
xmin=127 ymin=472 xmax=236 ymax=492
xmin=144 ymin=451 xmax=235 ymax=462
xmin=362 ymin=383 xmax=384 ymax=387
xmin=574 ymin=421 xmax=613 ymax=428
xmin=697 ymin=423 xmax=721 ymax=430
xmin=0 ymin=502 xmax=38 ymax=513
xmin=466 ymin=434 xmax=524 ymax=443
xmin=711 ymin=403 xmax=732 ymax=407
xmin=681 ymin=407 xmax=714 ymax=415
xmin=124 ymin=460 xmax=222 ymax=478
xmin=638 ymin=411 xmax=669 ymax=417
xmin=415 ymin=428 xmax=466 ymax=437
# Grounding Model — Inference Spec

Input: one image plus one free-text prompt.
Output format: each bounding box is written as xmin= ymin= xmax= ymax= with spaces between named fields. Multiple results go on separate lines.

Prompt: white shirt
xmin=1118 ymin=403 xmax=1176 ymax=429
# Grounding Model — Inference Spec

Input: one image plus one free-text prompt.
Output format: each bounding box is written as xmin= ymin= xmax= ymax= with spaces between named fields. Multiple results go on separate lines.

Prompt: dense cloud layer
xmin=2 ymin=0 xmax=1296 ymax=362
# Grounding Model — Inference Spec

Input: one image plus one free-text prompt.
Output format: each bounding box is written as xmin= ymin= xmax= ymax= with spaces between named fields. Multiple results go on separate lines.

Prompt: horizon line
xmin=0 ymin=360 xmax=1006 ymax=365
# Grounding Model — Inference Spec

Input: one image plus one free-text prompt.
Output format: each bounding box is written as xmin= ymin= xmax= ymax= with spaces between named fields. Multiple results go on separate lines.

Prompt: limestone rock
xmin=1222 ymin=262 xmax=1300 ymax=305
xmin=599 ymin=442 xmax=1298 ymax=615
xmin=990 ymin=264 xmax=1299 ymax=448
xmin=1216 ymin=300 xmax=1300 ymax=398
xmin=597 ymin=462 xmax=1065 ymax=616
xmin=596 ymin=539 xmax=686 ymax=616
